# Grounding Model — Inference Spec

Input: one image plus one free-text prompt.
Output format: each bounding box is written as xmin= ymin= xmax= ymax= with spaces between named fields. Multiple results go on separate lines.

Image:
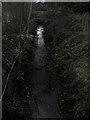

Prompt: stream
xmin=29 ymin=26 xmax=61 ymax=118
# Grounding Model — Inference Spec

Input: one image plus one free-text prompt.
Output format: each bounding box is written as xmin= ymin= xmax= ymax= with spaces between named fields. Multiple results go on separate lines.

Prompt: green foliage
xmin=17 ymin=34 xmax=33 ymax=41
xmin=14 ymin=47 xmax=20 ymax=55
xmin=45 ymin=6 xmax=89 ymax=118
xmin=3 ymin=31 xmax=34 ymax=119
xmin=2 ymin=35 xmax=7 ymax=40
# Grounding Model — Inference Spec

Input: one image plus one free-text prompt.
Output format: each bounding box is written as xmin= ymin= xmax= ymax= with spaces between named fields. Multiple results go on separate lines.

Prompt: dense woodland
xmin=2 ymin=2 xmax=90 ymax=119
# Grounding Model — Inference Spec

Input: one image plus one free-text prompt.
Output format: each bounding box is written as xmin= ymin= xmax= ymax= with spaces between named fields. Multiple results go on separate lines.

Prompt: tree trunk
xmin=27 ymin=2 xmax=32 ymax=35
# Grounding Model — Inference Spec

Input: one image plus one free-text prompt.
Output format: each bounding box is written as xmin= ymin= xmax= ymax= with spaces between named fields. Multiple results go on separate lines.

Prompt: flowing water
xmin=29 ymin=26 xmax=61 ymax=118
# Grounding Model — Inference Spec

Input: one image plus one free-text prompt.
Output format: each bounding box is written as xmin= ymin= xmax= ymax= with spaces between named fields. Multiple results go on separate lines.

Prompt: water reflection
xmin=36 ymin=26 xmax=44 ymax=46
xmin=34 ymin=26 xmax=46 ymax=67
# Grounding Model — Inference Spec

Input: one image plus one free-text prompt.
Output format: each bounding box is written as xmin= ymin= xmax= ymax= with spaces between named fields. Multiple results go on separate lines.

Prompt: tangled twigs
xmin=0 ymin=51 xmax=22 ymax=102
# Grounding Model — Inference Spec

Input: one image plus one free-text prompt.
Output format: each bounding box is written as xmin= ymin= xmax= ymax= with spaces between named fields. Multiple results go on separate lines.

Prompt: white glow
xmin=36 ymin=0 xmax=45 ymax=3
xmin=37 ymin=26 xmax=44 ymax=46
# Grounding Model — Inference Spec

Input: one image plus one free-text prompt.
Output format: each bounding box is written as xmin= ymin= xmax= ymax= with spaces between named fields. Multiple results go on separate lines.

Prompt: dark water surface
xmin=29 ymin=26 xmax=61 ymax=118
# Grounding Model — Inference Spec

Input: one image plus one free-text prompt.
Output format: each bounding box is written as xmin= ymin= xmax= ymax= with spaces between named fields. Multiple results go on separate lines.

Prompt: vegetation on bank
xmin=2 ymin=3 xmax=38 ymax=119
xmin=44 ymin=4 xmax=89 ymax=119
xmin=2 ymin=34 xmax=34 ymax=119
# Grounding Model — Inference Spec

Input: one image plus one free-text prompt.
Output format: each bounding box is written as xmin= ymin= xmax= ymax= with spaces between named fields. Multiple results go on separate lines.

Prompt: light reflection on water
xmin=36 ymin=26 xmax=45 ymax=46
xmin=34 ymin=26 xmax=46 ymax=67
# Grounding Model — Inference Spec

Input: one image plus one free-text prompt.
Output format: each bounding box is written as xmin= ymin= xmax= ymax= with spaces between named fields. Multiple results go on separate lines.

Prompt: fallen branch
xmin=0 ymin=51 xmax=22 ymax=102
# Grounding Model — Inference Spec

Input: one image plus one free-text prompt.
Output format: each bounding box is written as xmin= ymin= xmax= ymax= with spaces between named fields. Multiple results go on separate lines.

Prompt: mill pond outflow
xmin=29 ymin=26 xmax=61 ymax=118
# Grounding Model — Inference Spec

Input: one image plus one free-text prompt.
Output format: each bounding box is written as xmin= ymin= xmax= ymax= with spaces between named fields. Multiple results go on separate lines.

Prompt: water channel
xmin=29 ymin=26 xmax=61 ymax=118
